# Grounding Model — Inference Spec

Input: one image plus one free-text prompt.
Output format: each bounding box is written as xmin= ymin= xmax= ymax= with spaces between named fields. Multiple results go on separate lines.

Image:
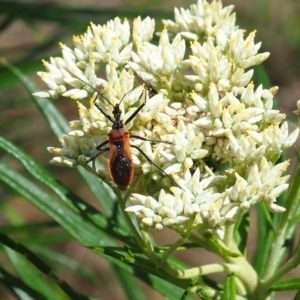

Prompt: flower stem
xmin=160 ymin=215 xmax=196 ymax=264
xmin=191 ymin=225 xmax=259 ymax=298
xmin=117 ymin=193 xmax=145 ymax=249
xmin=261 ymin=253 xmax=300 ymax=294
xmin=264 ymin=163 xmax=300 ymax=279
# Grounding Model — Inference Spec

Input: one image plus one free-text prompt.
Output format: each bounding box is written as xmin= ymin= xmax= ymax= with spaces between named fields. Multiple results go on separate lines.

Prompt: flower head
xmin=35 ymin=0 xmax=299 ymax=237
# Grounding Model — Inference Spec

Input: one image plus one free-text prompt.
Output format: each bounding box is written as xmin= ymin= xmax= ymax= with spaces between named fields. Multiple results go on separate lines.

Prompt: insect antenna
xmin=118 ymin=86 xmax=140 ymax=105
xmin=61 ymin=67 xmax=119 ymax=122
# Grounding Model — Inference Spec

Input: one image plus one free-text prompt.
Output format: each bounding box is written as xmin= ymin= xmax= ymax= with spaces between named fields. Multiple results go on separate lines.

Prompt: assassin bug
xmin=65 ymin=70 xmax=180 ymax=190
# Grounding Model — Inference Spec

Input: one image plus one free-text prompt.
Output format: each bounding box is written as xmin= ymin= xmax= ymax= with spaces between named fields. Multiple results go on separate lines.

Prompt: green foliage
xmin=222 ymin=274 xmax=236 ymax=300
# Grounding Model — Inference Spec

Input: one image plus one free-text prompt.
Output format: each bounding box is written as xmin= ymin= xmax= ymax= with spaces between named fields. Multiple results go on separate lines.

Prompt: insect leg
xmin=86 ymin=140 xmax=109 ymax=172
xmin=130 ymin=135 xmax=173 ymax=145
xmin=85 ymin=146 xmax=110 ymax=180
xmin=124 ymin=88 xmax=148 ymax=125
xmin=95 ymin=140 xmax=110 ymax=150
xmin=86 ymin=140 xmax=109 ymax=173
xmin=86 ymin=147 xmax=110 ymax=164
xmin=130 ymin=145 xmax=183 ymax=190
xmin=93 ymin=101 xmax=115 ymax=123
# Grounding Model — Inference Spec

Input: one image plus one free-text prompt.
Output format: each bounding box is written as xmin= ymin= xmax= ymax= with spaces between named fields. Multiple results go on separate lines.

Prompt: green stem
xmin=222 ymin=224 xmax=259 ymax=297
xmin=261 ymin=253 xmax=300 ymax=294
xmin=160 ymin=215 xmax=196 ymax=265
xmin=188 ymin=231 xmax=215 ymax=252
xmin=224 ymin=246 xmax=259 ymax=298
xmin=190 ymin=226 xmax=259 ymax=298
xmin=160 ymin=236 xmax=187 ymax=265
xmin=224 ymin=223 xmax=235 ymax=248
xmin=119 ymin=201 xmax=160 ymax=264
xmin=120 ymin=176 xmax=163 ymax=263
xmin=264 ymin=163 xmax=300 ymax=279
xmin=262 ymin=224 xmax=287 ymax=280
xmin=117 ymin=193 xmax=145 ymax=249
xmin=140 ymin=226 xmax=160 ymax=264
xmin=164 ymin=262 xmax=240 ymax=279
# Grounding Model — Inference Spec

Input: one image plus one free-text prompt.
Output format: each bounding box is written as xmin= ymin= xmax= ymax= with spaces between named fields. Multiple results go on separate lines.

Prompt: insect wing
xmin=109 ymin=136 xmax=133 ymax=190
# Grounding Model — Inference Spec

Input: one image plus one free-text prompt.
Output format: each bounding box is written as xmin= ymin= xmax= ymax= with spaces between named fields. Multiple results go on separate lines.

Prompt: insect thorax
xmin=113 ymin=140 xmax=125 ymax=151
xmin=112 ymin=120 xmax=124 ymax=130
xmin=108 ymin=127 xmax=128 ymax=141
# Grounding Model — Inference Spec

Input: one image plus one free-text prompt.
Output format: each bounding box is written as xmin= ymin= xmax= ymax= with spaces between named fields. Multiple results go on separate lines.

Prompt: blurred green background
xmin=0 ymin=0 xmax=299 ymax=299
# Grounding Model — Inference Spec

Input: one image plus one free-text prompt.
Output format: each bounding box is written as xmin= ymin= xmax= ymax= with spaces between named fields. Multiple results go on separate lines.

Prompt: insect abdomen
xmin=108 ymin=132 xmax=133 ymax=190
xmin=110 ymin=152 xmax=132 ymax=190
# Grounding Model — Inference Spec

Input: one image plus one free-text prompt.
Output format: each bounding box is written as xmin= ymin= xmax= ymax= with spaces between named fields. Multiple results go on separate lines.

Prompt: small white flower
xmin=133 ymin=16 xmax=155 ymax=45
xmin=47 ymin=134 xmax=96 ymax=168
xmin=163 ymin=0 xmax=237 ymax=37
xmin=129 ymin=28 xmax=186 ymax=85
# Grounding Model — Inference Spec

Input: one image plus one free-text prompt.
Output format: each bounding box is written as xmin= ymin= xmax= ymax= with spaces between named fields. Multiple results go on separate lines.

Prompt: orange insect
xmin=66 ymin=72 xmax=180 ymax=190
xmin=86 ymin=89 xmax=146 ymax=190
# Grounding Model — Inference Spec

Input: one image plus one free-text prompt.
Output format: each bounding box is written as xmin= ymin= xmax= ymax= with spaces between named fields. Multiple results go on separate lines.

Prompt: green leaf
xmin=0 ymin=59 xmax=43 ymax=91
xmin=295 ymin=148 xmax=300 ymax=162
xmin=114 ymin=265 xmax=147 ymax=300
xmin=253 ymin=64 xmax=272 ymax=89
xmin=30 ymin=245 xmax=97 ymax=284
xmin=293 ymin=289 xmax=300 ymax=300
xmin=0 ymin=135 xmax=129 ymax=241
xmin=0 ymin=223 xmax=72 ymax=246
xmin=0 ymin=1 xmax=172 ymax=26
xmin=0 ymin=162 xmax=113 ymax=247
xmin=271 ymin=277 xmax=300 ymax=291
xmin=1 ymin=233 xmax=90 ymax=300
xmin=205 ymin=233 xmax=240 ymax=258
xmin=252 ymin=204 xmax=273 ymax=276
xmin=2 ymin=59 xmax=70 ymax=135
xmin=21 ymin=229 xmax=72 ymax=246
xmin=222 ymin=274 xmax=236 ymax=300
xmin=0 ymin=265 xmax=48 ymax=300
xmin=93 ymin=246 xmax=197 ymax=300
xmin=5 ymin=247 xmax=68 ymax=300
xmin=234 ymin=211 xmax=249 ymax=254
xmin=0 ymin=222 xmax=55 ymax=235
xmin=285 ymin=162 xmax=300 ymax=230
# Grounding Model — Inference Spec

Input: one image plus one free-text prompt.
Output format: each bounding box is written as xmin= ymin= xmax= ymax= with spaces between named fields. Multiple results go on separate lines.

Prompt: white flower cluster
xmin=162 ymin=0 xmax=237 ymax=39
xmin=34 ymin=0 xmax=299 ymax=237
xmin=127 ymin=157 xmax=289 ymax=238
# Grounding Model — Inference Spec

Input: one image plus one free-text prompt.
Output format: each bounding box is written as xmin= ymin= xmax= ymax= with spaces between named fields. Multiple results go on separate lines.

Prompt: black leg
xmin=125 ymin=91 xmax=146 ymax=125
xmin=96 ymin=140 xmax=110 ymax=150
xmin=130 ymin=135 xmax=173 ymax=145
xmin=130 ymin=145 xmax=183 ymax=190
xmin=86 ymin=147 xmax=110 ymax=163
xmin=85 ymin=147 xmax=110 ymax=180
xmin=93 ymin=101 xmax=115 ymax=123
xmin=85 ymin=162 xmax=105 ymax=180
